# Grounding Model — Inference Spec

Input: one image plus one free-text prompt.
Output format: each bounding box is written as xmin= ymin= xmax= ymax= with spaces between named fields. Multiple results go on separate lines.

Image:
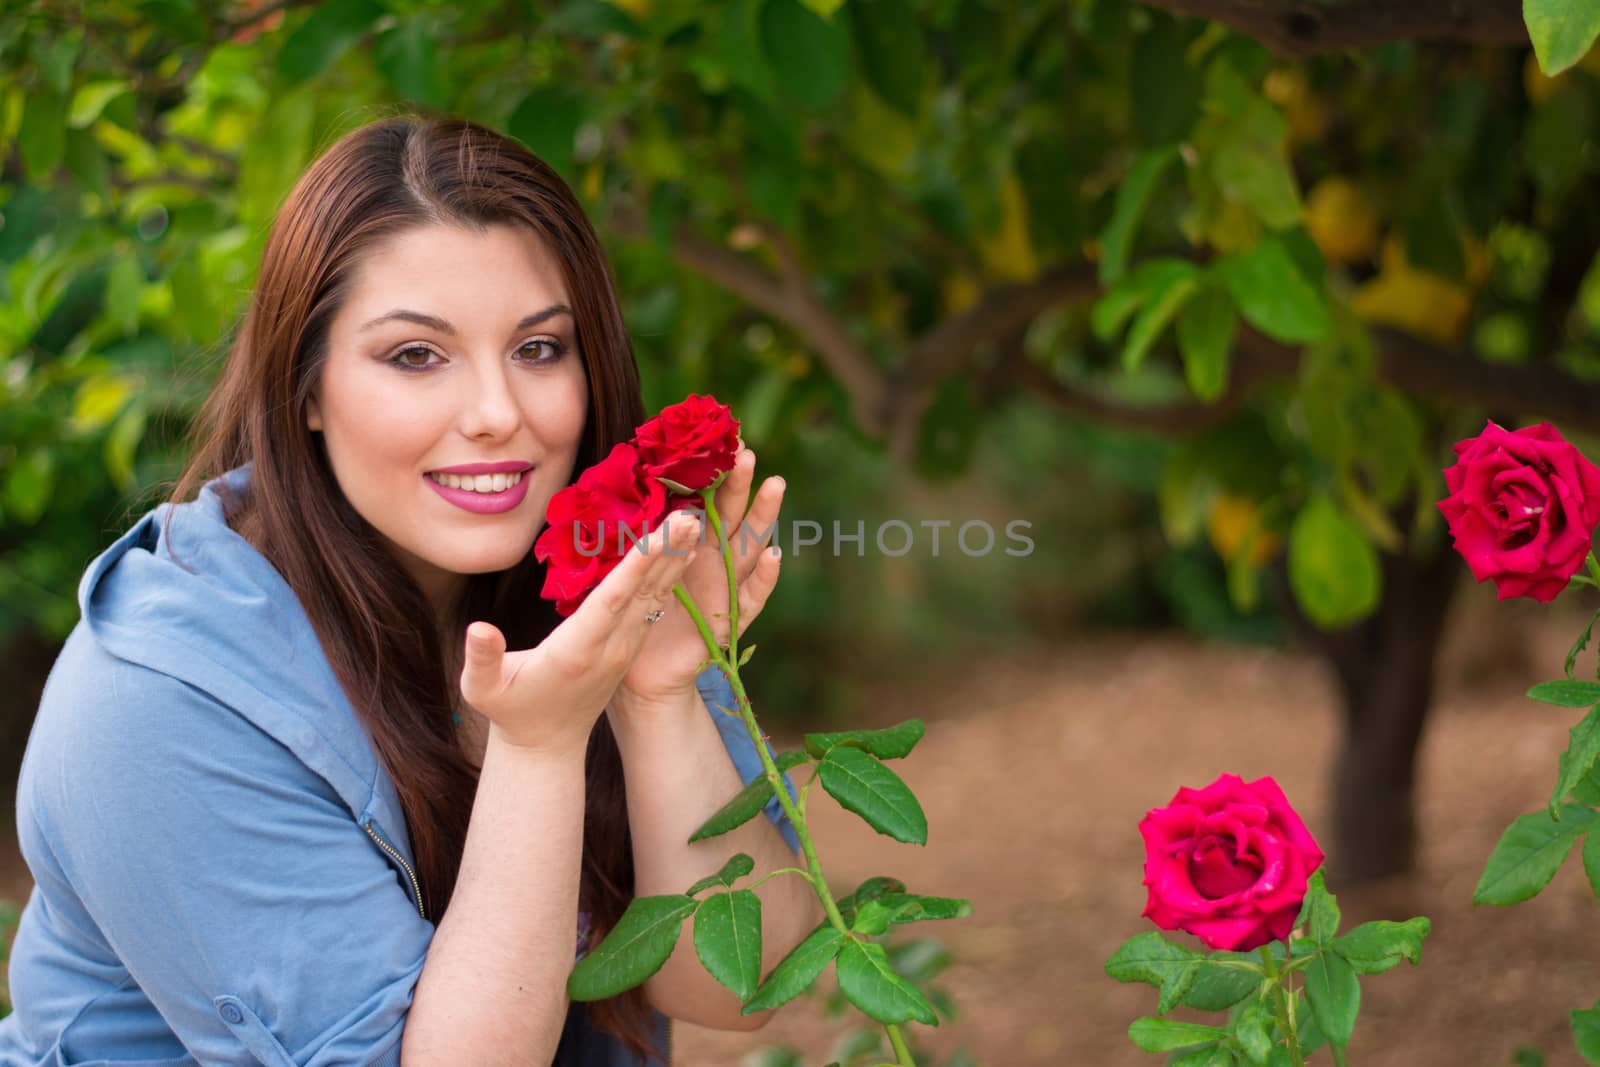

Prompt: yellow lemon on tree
xmin=1350 ymin=234 xmax=1477 ymax=345
xmin=1206 ymin=493 xmax=1282 ymax=566
xmin=1305 ymin=177 xmax=1380 ymax=265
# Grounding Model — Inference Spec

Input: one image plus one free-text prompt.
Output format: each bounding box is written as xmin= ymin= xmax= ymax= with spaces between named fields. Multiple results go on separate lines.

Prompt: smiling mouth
xmin=426 ymin=470 xmax=527 ymax=494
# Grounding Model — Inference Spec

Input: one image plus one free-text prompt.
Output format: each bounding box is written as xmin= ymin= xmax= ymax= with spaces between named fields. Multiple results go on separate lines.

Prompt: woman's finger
xmin=459 ymin=620 xmax=507 ymax=707
xmin=734 ymin=546 xmax=782 ymax=638
xmin=567 ymin=513 xmax=701 ymax=643
xmin=712 ymin=449 xmax=756 ymax=545
xmin=730 ymin=475 xmax=784 ymax=582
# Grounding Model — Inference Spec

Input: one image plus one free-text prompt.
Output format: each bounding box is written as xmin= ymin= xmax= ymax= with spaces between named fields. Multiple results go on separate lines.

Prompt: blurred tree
xmin=4 ymin=0 xmax=1600 ymax=878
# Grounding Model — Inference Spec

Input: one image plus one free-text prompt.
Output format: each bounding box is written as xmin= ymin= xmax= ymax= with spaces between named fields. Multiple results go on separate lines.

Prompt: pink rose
xmin=1139 ymin=773 xmax=1325 ymax=952
xmin=1437 ymin=420 xmax=1600 ymax=602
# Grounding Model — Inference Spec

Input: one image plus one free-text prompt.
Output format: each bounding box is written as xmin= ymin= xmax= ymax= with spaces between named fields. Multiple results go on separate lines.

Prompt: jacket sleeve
xmin=694 ymin=664 xmax=803 ymax=856
xmin=30 ymin=659 xmax=433 ymax=1067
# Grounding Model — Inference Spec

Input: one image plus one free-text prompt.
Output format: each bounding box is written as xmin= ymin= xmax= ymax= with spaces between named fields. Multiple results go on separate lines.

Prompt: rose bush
xmin=1111 ymin=774 xmax=1429 ymax=1064
xmin=1443 ymin=422 xmax=1600 ymax=1064
xmin=1436 ymin=419 xmax=1600 ymax=603
xmin=1139 ymin=773 xmax=1326 ymax=952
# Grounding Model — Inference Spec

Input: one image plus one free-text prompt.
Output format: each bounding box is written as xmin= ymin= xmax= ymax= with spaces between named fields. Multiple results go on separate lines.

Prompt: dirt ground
xmin=5 ymin=584 xmax=1600 ymax=1065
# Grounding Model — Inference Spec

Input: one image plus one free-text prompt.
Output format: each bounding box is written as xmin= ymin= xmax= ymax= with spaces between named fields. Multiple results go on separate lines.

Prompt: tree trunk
xmin=1273 ymin=533 xmax=1462 ymax=882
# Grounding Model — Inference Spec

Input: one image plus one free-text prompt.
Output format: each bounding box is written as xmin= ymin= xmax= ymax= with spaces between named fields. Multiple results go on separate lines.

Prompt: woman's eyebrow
xmin=357 ymin=304 xmax=574 ymax=335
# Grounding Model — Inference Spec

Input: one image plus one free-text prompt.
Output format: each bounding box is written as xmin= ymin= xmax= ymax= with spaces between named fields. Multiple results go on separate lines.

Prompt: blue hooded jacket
xmin=0 ymin=464 xmax=800 ymax=1066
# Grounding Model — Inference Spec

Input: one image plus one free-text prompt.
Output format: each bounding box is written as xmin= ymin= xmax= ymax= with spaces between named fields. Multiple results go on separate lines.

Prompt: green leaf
xmin=1573 ymin=997 xmax=1600 ymax=1064
xmin=103 ymin=255 xmax=143 ymax=337
xmin=1584 ymin=831 xmax=1600 ymax=901
xmin=1566 ymin=610 xmax=1600 ymax=680
xmin=850 ymin=899 xmax=896 ymax=936
xmin=104 ymin=401 xmax=147 ymax=492
xmin=1104 ymin=932 xmax=1201 ymax=1014
xmin=19 ymin=88 xmax=67 ymax=180
xmin=1525 ymin=0 xmax=1600 ymax=75
xmin=1123 ymin=272 xmax=1200 ymax=372
xmin=1293 ymin=868 xmax=1339 ymax=945
xmin=1552 ymin=705 xmax=1600 ymax=817
xmin=1171 ymin=1047 xmax=1234 ymax=1067
xmin=742 ymin=922 xmax=846 ymax=1013
xmin=1302 ymin=950 xmax=1359 ymax=1047
xmin=688 ymin=750 xmax=810 ymax=844
xmin=1232 ymin=996 xmax=1275 ymax=1065
xmin=1217 ymin=233 xmax=1331 ymax=344
xmin=1177 ymin=279 xmax=1236 ymax=402
xmin=68 ymin=81 xmax=129 ymax=129
xmin=835 ymin=939 xmax=938 ymax=1026
xmin=1287 ymin=494 xmax=1382 ymax=629
xmin=373 ymin=20 xmax=446 ymax=109
xmin=872 ymin=892 xmax=973 ymax=925
xmin=1473 ymin=806 xmax=1597 ymax=905
xmin=835 ymin=876 xmax=907 ymax=922
xmin=693 ymin=889 xmax=763 ymax=1001
xmin=804 ymin=719 xmax=925 ymax=761
xmin=567 ymin=894 xmax=699 ymax=1000
xmin=1099 ymin=146 xmax=1179 ymax=285
xmin=1529 ymin=680 xmax=1600 ymax=707
xmin=1128 ymin=1017 xmax=1228 ymax=1052
xmin=276 ymin=0 xmax=386 ymax=82
xmin=507 ymin=86 xmax=586 ymax=181
xmin=72 ymin=374 xmax=131 ymax=434
xmin=761 ymin=0 xmax=852 ymax=112
xmin=847 ymin=0 xmax=926 ymax=119
xmin=1209 ymin=134 xmax=1302 ymax=229
xmin=4 ymin=448 xmax=54 ymax=525
xmin=818 ymin=746 xmax=928 ymax=845
xmin=1093 ymin=258 xmax=1199 ymax=342
xmin=737 ymin=643 xmax=757 ymax=667
xmin=685 ymin=852 xmax=755 ymax=896
xmin=1331 ymin=917 xmax=1431 ymax=975
xmin=1180 ymin=954 xmax=1260 ymax=1011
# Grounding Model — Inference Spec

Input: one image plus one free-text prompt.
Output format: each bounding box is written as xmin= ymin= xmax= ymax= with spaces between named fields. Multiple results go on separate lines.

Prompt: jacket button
xmin=219 ymin=1002 xmax=244 ymax=1025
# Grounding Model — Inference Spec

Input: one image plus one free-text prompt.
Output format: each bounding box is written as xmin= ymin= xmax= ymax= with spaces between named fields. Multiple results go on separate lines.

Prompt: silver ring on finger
xmin=644 ymin=609 xmax=665 ymax=624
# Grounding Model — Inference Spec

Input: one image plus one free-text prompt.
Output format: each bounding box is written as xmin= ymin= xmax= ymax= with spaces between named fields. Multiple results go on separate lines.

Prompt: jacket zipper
xmin=664 ymin=1015 xmax=672 ymax=1064
xmin=363 ymin=817 xmax=427 ymax=920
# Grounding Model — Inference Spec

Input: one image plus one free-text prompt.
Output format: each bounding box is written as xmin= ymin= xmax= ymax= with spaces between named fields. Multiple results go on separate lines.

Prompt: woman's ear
xmin=306 ymin=395 xmax=322 ymax=432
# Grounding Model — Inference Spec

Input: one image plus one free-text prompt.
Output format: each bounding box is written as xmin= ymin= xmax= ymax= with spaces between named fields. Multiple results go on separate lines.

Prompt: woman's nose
xmin=459 ymin=362 xmax=520 ymax=440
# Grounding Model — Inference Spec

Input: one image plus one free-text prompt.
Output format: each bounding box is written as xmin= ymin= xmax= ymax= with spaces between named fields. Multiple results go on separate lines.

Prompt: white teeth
xmin=429 ymin=471 xmax=524 ymax=493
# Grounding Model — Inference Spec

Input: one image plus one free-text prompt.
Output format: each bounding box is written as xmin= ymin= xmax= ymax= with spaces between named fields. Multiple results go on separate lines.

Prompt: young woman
xmin=0 ymin=116 xmax=819 ymax=1066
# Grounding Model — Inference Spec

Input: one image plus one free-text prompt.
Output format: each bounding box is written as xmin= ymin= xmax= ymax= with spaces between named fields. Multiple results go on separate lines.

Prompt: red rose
xmin=535 ymin=443 xmax=668 ymax=617
xmin=1138 ymin=773 xmax=1325 ymax=952
xmin=1437 ymin=420 xmax=1600 ymax=603
xmin=633 ymin=393 xmax=742 ymax=494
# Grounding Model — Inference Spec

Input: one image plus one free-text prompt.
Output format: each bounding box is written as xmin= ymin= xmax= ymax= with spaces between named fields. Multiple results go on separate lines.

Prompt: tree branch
xmin=606 ymin=198 xmax=891 ymax=437
xmin=1134 ymin=0 xmax=1528 ymax=56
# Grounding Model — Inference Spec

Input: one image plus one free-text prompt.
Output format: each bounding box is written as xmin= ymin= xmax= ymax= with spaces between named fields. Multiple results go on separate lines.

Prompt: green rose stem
xmin=1587 ymin=550 xmax=1600 ymax=589
xmin=667 ymin=492 xmax=921 ymax=1067
xmin=1258 ymin=945 xmax=1306 ymax=1067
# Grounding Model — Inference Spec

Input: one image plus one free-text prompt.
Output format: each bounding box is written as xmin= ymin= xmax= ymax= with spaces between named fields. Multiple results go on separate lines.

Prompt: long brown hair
xmin=167 ymin=115 xmax=656 ymax=1059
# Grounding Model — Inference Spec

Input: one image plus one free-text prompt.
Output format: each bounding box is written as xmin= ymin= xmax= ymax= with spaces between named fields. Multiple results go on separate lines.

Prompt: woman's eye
xmin=518 ymin=338 xmax=566 ymax=364
xmin=391 ymin=345 xmax=438 ymax=369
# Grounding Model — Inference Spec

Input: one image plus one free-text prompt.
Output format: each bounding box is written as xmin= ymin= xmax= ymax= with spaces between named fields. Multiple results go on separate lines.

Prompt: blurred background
xmin=3 ymin=0 xmax=1600 ymax=1063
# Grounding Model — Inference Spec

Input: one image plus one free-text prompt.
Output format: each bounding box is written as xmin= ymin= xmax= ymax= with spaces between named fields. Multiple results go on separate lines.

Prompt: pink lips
xmin=424 ymin=470 xmax=533 ymax=515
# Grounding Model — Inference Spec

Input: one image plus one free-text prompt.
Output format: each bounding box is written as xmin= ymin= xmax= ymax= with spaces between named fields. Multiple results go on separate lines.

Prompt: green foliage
xmin=1109 ymin=872 xmax=1429 ymax=1060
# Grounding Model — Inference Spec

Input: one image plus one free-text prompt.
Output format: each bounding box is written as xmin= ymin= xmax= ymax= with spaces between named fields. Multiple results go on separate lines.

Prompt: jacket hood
xmin=77 ymin=462 xmax=410 ymax=852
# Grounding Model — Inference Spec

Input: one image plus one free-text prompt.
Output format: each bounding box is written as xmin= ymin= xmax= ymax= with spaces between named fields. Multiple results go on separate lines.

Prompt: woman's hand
xmin=616 ymin=447 xmax=785 ymax=710
xmin=457 ymin=510 xmax=705 ymax=755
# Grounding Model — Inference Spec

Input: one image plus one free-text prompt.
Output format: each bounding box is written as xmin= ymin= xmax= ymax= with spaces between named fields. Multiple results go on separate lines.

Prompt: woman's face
xmin=308 ymin=222 xmax=589 ymax=615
